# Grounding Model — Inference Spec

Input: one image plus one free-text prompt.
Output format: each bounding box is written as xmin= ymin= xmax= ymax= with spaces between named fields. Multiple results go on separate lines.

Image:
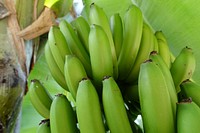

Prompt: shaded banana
xmin=181 ymin=79 xmax=200 ymax=107
xmin=89 ymin=24 xmax=113 ymax=90
xmin=37 ymin=119 xmax=51 ymax=133
xmin=89 ymin=3 xmax=118 ymax=79
xmin=170 ymin=46 xmax=196 ymax=92
xmin=109 ymin=13 xmax=123 ymax=58
xmin=76 ymin=78 xmax=105 ymax=133
xmin=50 ymin=94 xmax=78 ymax=133
xmin=45 ymin=42 xmax=69 ymax=91
xmin=155 ymin=31 xmax=171 ymax=68
xmin=149 ymin=51 xmax=178 ymax=122
xmin=118 ymin=5 xmax=143 ymax=80
xmin=64 ymin=55 xmax=87 ymax=100
xmin=59 ymin=20 xmax=92 ymax=78
xmin=177 ymin=98 xmax=200 ymax=133
xmin=102 ymin=76 xmax=132 ymax=133
xmin=138 ymin=59 xmax=175 ymax=133
xmin=29 ymin=79 xmax=52 ymax=118
xmin=48 ymin=26 xmax=71 ymax=73
xmin=125 ymin=23 xmax=154 ymax=83
xmin=71 ymin=16 xmax=90 ymax=53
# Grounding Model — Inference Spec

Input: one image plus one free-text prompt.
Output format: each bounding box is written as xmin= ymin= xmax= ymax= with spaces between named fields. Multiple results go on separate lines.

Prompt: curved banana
xmin=89 ymin=3 xmax=118 ymax=79
xmin=45 ymin=42 xmax=69 ymax=91
xmin=170 ymin=46 xmax=196 ymax=92
xmin=125 ymin=23 xmax=154 ymax=83
xmin=181 ymin=79 xmax=200 ymax=107
xmin=59 ymin=20 xmax=92 ymax=78
xmin=118 ymin=5 xmax=143 ymax=80
xmin=102 ymin=76 xmax=132 ymax=133
xmin=71 ymin=16 xmax=90 ymax=53
xmin=48 ymin=26 xmax=71 ymax=73
xmin=29 ymin=79 xmax=52 ymax=118
xmin=76 ymin=78 xmax=105 ymax=133
xmin=37 ymin=119 xmax=51 ymax=133
xmin=64 ymin=55 xmax=87 ymax=100
xmin=89 ymin=24 xmax=113 ymax=90
xmin=149 ymin=51 xmax=178 ymax=121
xmin=109 ymin=13 xmax=123 ymax=58
xmin=138 ymin=59 xmax=175 ymax=133
xmin=177 ymin=98 xmax=200 ymax=133
xmin=50 ymin=94 xmax=78 ymax=133
xmin=155 ymin=31 xmax=171 ymax=68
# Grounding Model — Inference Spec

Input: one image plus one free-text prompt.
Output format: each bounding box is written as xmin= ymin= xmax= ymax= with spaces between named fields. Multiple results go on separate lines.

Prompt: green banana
xmin=118 ymin=5 xmax=143 ymax=80
xmin=59 ymin=20 xmax=92 ymax=78
xmin=89 ymin=3 xmax=118 ymax=79
xmin=50 ymin=94 xmax=78 ymax=133
xmin=76 ymin=78 xmax=105 ymax=133
xmin=153 ymin=35 xmax=159 ymax=52
xmin=102 ymin=76 xmax=132 ymax=133
xmin=138 ymin=59 xmax=175 ymax=133
xmin=37 ymin=119 xmax=51 ymax=133
xmin=149 ymin=51 xmax=178 ymax=121
xmin=170 ymin=46 xmax=196 ymax=92
xmin=48 ymin=26 xmax=71 ymax=73
xmin=29 ymin=79 xmax=52 ymax=118
xmin=109 ymin=13 xmax=123 ymax=58
xmin=64 ymin=55 xmax=87 ymax=100
xmin=89 ymin=24 xmax=113 ymax=90
xmin=155 ymin=30 xmax=167 ymax=43
xmin=181 ymin=79 xmax=200 ymax=107
xmin=125 ymin=23 xmax=154 ymax=83
xmin=177 ymin=98 xmax=200 ymax=133
xmin=71 ymin=16 xmax=90 ymax=53
xmin=155 ymin=31 xmax=171 ymax=68
xmin=45 ymin=42 xmax=69 ymax=91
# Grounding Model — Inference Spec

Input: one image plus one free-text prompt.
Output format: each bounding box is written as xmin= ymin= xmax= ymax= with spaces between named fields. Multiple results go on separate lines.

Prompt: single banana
xmin=118 ymin=5 xmax=143 ymax=80
xmin=102 ymin=76 xmax=132 ymax=133
xmin=109 ymin=13 xmax=123 ymax=58
xmin=149 ymin=51 xmax=178 ymax=122
xmin=138 ymin=59 xmax=175 ymax=133
xmin=155 ymin=31 xmax=171 ymax=68
xmin=170 ymin=46 xmax=196 ymax=92
xmin=37 ymin=119 xmax=51 ymax=133
xmin=29 ymin=79 xmax=52 ymax=118
xmin=153 ymin=35 xmax=159 ymax=52
xmin=45 ymin=42 xmax=69 ymax=91
xmin=59 ymin=20 xmax=92 ymax=78
xmin=181 ymin=79 xmax=200 ymax=107
xmin=125 ymin=23 xmax=154 ymax=83
xmin=71 ymin=16 xmax=90 ymax=53
xmin=89 ymin=24 xmax=113 ymax=90
xmin=89 ymin=3 xmax=118 ymax=79
xmin=50 ymin=94 xmax=78 ymax=133
xmin=177 ymin=98 xmax=200 ymax=133
xmin=64 ymin=55 xmax=87 ymax=100
xmin=48 ymin=26 xmax=71 ymax=73
xmin=76 ymin=78 xmax=105 ymax=133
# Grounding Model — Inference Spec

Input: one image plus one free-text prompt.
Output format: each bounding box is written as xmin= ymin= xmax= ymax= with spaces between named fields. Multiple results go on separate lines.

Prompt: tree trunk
xmin=0 ymin=0 xmax=26 ymax=132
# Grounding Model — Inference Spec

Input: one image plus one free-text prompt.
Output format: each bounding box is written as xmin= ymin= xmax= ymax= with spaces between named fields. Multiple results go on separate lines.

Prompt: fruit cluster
xmin=29 ymin=3 xmax=200 ymax=133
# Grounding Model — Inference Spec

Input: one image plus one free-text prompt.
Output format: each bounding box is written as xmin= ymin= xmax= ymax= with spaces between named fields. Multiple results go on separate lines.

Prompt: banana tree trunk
xmin=0 ymin=0 xmax=27 ymax=132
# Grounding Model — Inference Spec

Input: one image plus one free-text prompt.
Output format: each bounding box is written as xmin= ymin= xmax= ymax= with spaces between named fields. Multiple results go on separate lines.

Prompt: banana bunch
xmin=28 ymin=3 xmax=200 ymax=133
